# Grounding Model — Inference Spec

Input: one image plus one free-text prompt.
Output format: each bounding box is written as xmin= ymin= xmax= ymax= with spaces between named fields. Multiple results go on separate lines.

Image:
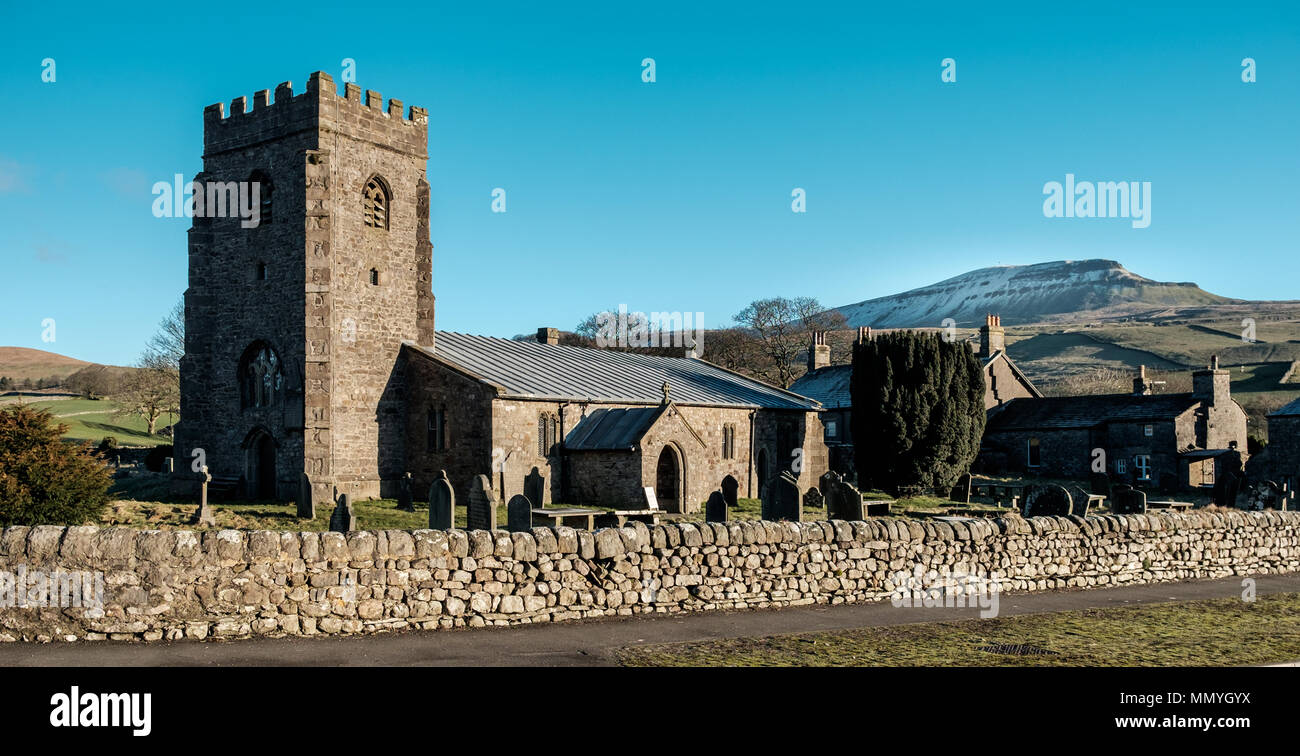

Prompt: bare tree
xmin=113 ymin=300 xmax=183 ymax=435
xmin=733 ymin=296 xmax=846 ymax=387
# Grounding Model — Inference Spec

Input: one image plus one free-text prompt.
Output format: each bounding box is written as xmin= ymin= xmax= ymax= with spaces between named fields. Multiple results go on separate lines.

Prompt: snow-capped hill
xmin=831 ymin=260 xmax=1232 ymax=328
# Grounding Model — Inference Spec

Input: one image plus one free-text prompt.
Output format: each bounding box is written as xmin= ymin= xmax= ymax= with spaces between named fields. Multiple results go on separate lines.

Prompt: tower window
xmin=239 ymin=342 xmax=282 ymax=409
xmin=249 ymin=171 xmax=272 ymax=226
xmin=363 ymin=176 xmax=390 ymax=229
xmin=256 ymin=262 xmax=268 ymax=281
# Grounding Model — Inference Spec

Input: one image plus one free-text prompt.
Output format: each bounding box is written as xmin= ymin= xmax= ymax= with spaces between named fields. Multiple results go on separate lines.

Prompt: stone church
xmin=173 ymin=72 xmax=828 ymax=513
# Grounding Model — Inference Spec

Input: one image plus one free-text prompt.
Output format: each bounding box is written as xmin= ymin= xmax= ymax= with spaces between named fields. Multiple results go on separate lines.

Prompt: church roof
xmin=407 ymin=333 xmax=821 ymax=411
xmin=986 ymin=393 xmax=1202 ymax=431
xmin=788 ymin=364 xmax=853 ymax=410
xmin=564 ymin=406 xmax=665 ymax=450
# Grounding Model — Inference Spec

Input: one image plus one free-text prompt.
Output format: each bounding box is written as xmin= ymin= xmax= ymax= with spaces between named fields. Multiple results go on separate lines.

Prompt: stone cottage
xmin=1264 ymin=398 xmax=1300 ymax=494
xmin=978 ymin=357 xmax=1248 ymax=490
xmin=788 ymin=315 xmax=1040 ymax=475
xmin=173 ymin=72 xmax=827 ymax=512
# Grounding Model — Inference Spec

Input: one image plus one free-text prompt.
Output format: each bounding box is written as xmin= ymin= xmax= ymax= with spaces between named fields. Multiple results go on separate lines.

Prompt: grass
xmin=616 ymin=592 xmax=1300 ymax=667
xmin=1 ymin=396 xmax=174 ymax=447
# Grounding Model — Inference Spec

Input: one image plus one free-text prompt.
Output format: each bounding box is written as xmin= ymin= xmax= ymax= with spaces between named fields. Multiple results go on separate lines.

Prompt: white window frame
xmin=1116 ymin=458 xmax=1127 ymax=474
xmin=1135 ymin=455 xmax=1151 ymax=481
xmin=1144 ymin=424 xmax=1154 ymax=437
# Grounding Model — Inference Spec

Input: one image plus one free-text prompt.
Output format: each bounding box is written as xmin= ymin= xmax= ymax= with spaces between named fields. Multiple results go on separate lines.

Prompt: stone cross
xmin=192 ymin=466 xmax=216 ymax=527
xmin=329 ymin=493 xmax=356 ymax=533
xmin=507 ymin=494 xmax=533 ymax=532
xmin=396 ymin=471 xmax=414 ymax=511
xmin=705 ymin=490 xmax=728 ymax=523
xmin=466 ymin=474 xmax=497 ymax=531
xmin=428 ymin=470 xmax=454 ymax=530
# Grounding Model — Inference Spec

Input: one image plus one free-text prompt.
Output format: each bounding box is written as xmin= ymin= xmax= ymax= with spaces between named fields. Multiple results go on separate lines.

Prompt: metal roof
xmin=565 ymin=407 xmax=664 ymax=450
xmin=986 ymin=393 xmax=1202 ymax=431
xmin=788 ymin=364 xmax=852 ymax=410
xmin=1271 ymin=397 xmax=1300 ymax=418
xmin=409 ymin=333 xmax=821 ymax=411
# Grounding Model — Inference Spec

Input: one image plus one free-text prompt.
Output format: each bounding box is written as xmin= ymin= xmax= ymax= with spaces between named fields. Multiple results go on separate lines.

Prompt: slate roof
xmin=564 ymin=407 xmax=664 ymax=451
xmin=407 ymin=333 xmax=821 ymax=411
xmin=1270 ymin=397 xmax=1300 ymax=418
xmin=788 ymin=364 xmax=852 ymax=410
xmin=986 ymin=393 xmax=1202 ymax=431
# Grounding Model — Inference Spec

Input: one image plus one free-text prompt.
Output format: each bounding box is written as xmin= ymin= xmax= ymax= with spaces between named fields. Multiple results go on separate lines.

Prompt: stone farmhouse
xmin=789 ymin=314 xmax=1040 ymax=475
xmin=978 ymin=357 xmax=1249 ymax=490
xmin=1264 ymin=398 xmax=1300 ymax=494
xmin=173 ymin=72 xmax=827 ymax=513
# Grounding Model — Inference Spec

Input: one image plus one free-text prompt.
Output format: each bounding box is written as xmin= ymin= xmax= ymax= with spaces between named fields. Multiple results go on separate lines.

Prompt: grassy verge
xmin=616 ymin=593 xmax=1300 ymax=667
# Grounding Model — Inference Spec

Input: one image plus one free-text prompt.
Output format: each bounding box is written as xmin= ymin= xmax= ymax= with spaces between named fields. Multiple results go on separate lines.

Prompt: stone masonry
xmin=1 ymin=510 xmax=1296 ymax=642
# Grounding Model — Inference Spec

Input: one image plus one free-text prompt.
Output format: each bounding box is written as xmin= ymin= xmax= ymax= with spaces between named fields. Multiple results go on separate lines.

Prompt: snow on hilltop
xmin=830 ymin=259 xmax=1231 ymax=328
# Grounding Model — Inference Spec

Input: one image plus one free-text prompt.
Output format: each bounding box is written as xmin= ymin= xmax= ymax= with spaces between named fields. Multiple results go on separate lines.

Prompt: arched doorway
xmin=245 ymin=430 xmax=277 ymax=500
xmin=655 ymin=445 xmax=683 ymax=512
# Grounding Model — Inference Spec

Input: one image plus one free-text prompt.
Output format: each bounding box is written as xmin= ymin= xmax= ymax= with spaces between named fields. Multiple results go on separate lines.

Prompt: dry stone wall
xmin=1 ymin=510 xmax=1297 ymax=642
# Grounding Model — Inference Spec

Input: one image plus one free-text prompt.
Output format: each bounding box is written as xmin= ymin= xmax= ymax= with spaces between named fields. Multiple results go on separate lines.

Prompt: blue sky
xmin=1 ymin=1 xmax=1297 ymax=366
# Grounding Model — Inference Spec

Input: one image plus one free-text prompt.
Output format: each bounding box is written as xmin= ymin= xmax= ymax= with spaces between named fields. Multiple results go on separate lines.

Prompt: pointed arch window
xmin=239 ymin=342 xmax=283 ymax=409
xmin=363 ymin=176 xmax=390 ymax=229
xmin=538 ymin=413 xmax=559 ymax=456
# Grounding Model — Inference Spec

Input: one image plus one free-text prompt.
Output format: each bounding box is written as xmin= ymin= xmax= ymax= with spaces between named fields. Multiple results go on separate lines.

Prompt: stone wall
xmin=1 ymin=510 xmax=1297 ymax=642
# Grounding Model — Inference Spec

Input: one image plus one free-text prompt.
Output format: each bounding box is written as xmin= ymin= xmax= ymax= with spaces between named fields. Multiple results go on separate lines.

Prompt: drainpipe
xmin=747 ymin=409 xmax=756 ymax=498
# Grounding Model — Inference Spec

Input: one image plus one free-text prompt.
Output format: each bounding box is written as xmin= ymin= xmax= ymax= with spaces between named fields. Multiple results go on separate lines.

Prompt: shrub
xmin=850 ymin=330 xmax=986 ymax=496
xmin=0 ymin=405 xmax=112 ymax=526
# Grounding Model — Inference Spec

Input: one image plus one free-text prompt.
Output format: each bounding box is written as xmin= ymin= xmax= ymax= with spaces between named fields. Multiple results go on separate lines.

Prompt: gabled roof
xmin=1271 ymin=397 xmax=1300 ymax=418
xmin=788 ymin=364 xmax=852 ymax=410
xmin=986 ymin=393 xmax=1202 ymax=431
xmin=983 ymin=350 xmax=1044 ymax=398
xmin=406 ymin=333 xmax=821 ymax=411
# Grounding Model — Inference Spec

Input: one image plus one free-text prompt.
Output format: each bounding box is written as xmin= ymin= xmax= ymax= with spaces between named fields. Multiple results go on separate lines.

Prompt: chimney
xmin=807 ymin=331 xmax=830 ymax=372
xmin=1192 ymin=354 xmax=1230 ymax=406
xmin=978 ymin=314 xmax=1005 ymax=358
xmin=855 ymin=326 xmax=873 ymax=345
xmin=1133 ymin=365 xmax=1151 ymax=395
xmin=537 ymin=327 xmax=560 ymax=346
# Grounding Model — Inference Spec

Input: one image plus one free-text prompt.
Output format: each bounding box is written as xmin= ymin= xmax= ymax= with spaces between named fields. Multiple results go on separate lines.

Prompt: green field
xmin=0 ymin=396 xmax=174 ymax=447
xmin=617 ymin=592 xmax=1300 ymax=667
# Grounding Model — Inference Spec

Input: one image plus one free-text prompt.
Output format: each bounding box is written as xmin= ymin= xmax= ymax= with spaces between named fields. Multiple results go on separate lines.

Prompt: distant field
xmin=0 ymin=346 xmax=93 ymax=382
xmin=1 ymin=396 xmax=173 ymax=446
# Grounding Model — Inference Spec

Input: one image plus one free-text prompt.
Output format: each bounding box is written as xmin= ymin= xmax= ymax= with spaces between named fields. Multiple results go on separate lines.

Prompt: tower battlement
xmin=202 ymin=71 xmax=428 ymax=157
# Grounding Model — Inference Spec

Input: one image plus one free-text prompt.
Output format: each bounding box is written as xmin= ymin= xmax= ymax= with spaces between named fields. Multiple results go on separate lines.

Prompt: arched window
xmin=538 ymin=413 xmax=559 ymax=456
xmin=249 ymin=171 xmax=272 ymax=225
xmin=363 ymin=176 xmax=390 ymax=229
xmin=239 ymin=342 xmax=283 ymax=409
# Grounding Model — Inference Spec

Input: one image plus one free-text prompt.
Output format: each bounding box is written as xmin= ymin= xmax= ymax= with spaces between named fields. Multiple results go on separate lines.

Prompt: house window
xmin=239 ymin=342 xmax=282 ymax=409
xmin=538 ymin=412 xmax=559 ymax=456
xmin=427 ymin=407 xmax=447 ymax=451
xmin=1116 ymin=458 xmax=1128 ymax=475
xmin=1144 ymin=424 xmax=1154 ymax=437
xmin=1027 ymin=437 xmax=1041 ymax=468
xmin=1135 ymin=455 xmax=1151 ymax=481
xmin=824 ymin=420 xmax=837 ymax=440
xmin=369 ymin=268 xmax=380 ymax=286
xmin=722 ymin=424 xmax=737 ymax=459
xmin=363 ymin=176 xmax=390 ymax=229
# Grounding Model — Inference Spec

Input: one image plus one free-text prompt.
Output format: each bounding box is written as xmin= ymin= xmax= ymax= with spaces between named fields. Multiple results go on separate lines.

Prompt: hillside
xmin=831 ymin=259 xmax=1238 ymax=328
xmin=0 ymin=346 xmax=93 ymax=382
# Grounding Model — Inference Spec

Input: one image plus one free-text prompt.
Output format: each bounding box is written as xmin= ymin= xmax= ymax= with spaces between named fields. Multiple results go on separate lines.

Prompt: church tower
xmin=175 ymin=72 xmax=434 ymax=509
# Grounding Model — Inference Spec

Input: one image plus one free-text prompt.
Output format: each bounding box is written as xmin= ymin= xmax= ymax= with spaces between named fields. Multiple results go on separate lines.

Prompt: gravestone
xmin=298 ymin=473 xmax=315 ymax=519
xmin=396 ymin=472 xmax=414 ymax=511
xmin=191 ymin=466 xmax=216 ymax=527
xmin=705 ymin=490 xmax=728 ymax=522
xmin=164 ymin=457 xmax=174 ymax=474
xmin=803 ymin=486 xmax=824 ymax=509
xmin=761 ymin=471 xmax=801 ymax=522
xmin=950 ymin=473 xmax=972 ymax=503
xmin=1089 ymin=471 xmax=1111 ymax=498
xmin=643 ymin=486 xmax=660 ymax=511
xmin=1022 ymin=484 xmax=1072 ymax=517
xmin=720 ymin=475 xmax=739 ymax=511
xmin=1214 ymin=471 xmax=1241 ymax=508
xmin=524 ymin=467 xmax=546 ymax=508
xmin=428 ymin=470 xmax=454 ymax=530
xmin=467 ymin=474 xmax=498 ymax=531
xmin=507 ymin=494 xmax=534 ymax=532
xmin=824 ymin=475 xmax=865 ymax=521
xmin=329 ymin=493 xmax=356 ymax=533
xmin=1067 ymin=484 xmax=1092 ymax=517
xmin=1111 ymin=484 xmax=1147 ymax=514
